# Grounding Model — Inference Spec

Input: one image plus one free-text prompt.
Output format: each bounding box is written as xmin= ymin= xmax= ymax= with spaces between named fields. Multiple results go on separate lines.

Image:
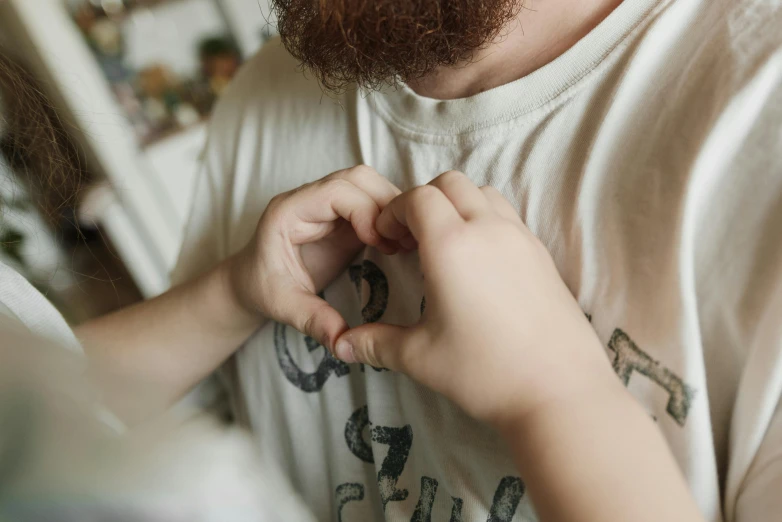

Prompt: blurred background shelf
xmin=88 ymin=0 xmax=201 ymax=22
xmin=0 ymin=0 xmax=273 ymax=302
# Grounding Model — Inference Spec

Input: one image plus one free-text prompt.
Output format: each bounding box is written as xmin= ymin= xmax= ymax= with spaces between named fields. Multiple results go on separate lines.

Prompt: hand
xmin=333 ymin=171 xmax=614 ymax=428
xmin=229 ymin=165 xmax=402 ymax=351
xmin=330 ymin=172 xmax=704 ymax=522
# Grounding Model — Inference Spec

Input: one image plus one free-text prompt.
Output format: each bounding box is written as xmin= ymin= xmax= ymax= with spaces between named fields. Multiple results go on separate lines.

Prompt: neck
xmin=408 ymin=0 xmax=623 ymax=100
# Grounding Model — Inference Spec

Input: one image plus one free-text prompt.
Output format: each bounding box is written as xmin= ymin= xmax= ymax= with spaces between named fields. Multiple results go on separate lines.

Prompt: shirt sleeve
xmin=169 ymin=105 xmax=235 ymax=286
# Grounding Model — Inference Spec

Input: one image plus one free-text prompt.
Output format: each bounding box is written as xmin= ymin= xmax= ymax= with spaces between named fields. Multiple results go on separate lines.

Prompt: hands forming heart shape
xmin=229 ymin=165 xmax=610 ymax=428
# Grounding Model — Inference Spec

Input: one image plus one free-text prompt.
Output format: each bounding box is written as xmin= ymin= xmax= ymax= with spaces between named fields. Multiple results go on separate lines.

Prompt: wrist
xmin=496 ymin=374 xmax=701 ymax=522
xmin=494 ymin=353 xmax=625 ymax=442
xmin=213 ymin=252 xmax=266 ymax=331
xmin=497 ymin=376 xmax=636 ymax=479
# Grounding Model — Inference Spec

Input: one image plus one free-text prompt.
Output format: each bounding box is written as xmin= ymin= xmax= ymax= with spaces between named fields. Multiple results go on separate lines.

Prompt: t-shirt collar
xmin=367 ymin=0 xmax=666 ymax=137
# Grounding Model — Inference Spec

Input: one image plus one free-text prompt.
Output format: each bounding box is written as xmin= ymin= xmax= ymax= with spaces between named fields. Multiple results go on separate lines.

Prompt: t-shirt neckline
xmin=367 ymin=0 xmax=665 ymax=137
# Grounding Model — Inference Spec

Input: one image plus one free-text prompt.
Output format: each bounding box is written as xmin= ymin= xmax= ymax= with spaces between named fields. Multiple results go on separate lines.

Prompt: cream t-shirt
xmin=172 ymin=0 xmax=782 ymax=520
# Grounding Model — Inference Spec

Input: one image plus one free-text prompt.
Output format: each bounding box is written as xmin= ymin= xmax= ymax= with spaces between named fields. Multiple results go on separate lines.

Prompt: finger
xmin=334 ymin=323 xmax=423 ymax=373
xmin=327 ymin=166 xmax=403 ymax=253
xmin=280 ymin=290 xmax=349 ymax=351
xmin=327 ymin=165 xmax=402 ymax=208
xmin=290 ymin=179 xmax=383 ymax=248
xmin=479 ymin=185 xmax=521 ymax=223
xmin=429 ymin=171 xmax=488 ymax=219
xmin=376 ymin=185 xmax=463 ymax=243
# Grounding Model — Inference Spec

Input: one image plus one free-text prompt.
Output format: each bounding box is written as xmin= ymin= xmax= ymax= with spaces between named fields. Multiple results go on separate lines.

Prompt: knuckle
xmin=267 ymin=192 xmax=287 ymax=209
xmin=362 ymin=337 xmax=383 ymax=369
xmin=437 ymin=170 xmax=466 ymax=185
xmin=409 ymin=184 xmax=441 ymax=205
xmin=320 ymin=177 xmax=353 ymax=195
xmin=346 ymin=164 xmax=378 ymax=179
xmin=262 ymin=203 xmax=288 ymax=231
xmin=329 ymin=164 xmax=377 ymax=184
xmin=266 ymin=187 xmax=302 ymax=216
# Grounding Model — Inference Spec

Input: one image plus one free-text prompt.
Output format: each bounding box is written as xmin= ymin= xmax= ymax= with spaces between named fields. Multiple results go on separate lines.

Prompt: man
xmin=167 ymin=0 xmax=782 ymax=520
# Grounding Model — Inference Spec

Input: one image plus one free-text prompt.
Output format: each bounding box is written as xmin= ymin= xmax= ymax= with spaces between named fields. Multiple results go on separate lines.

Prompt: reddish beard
xmin=272 ymin=0 xmax=521 ymax=93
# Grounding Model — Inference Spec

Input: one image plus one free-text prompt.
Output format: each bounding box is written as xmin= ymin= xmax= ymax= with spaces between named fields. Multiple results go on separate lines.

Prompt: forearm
xmin=502 ymin=371 xmax=705 ymax=522
xmin=75 ymin=255 xmax=264 ymax=407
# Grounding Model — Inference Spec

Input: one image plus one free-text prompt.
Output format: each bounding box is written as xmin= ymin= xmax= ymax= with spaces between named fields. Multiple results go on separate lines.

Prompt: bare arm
xmin=75 ymin=255 xmax=261 ymax=407
xmin=501 ymin=372 xmax=703 ymax=522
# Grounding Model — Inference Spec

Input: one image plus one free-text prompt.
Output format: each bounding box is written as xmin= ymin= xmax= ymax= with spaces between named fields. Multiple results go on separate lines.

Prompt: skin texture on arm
xmin=335 ymin=171 xmax=706 ymax=522
xmin=76 ymin=166 xmax=402 ymax=409
xmin=502 ymin=379 xmax=703 ymax=522
xmin=503 ymin=375 xmax=703 ymax=522
xmin=74 ymin=255 xmax=261 ymax=408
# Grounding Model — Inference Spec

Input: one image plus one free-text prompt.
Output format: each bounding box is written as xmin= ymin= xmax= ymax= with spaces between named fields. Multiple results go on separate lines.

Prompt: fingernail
xmin=335 ymin=339 xmax=356 ymax=363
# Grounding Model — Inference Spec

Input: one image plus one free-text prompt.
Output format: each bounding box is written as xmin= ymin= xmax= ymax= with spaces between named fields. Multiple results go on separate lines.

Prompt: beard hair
xmin=272 ymin=0 xmax=522 ymax=93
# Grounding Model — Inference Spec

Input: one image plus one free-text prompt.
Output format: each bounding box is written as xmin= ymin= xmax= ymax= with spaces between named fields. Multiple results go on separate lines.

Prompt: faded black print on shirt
xmin=341 ymin=403 xmax=525 ymax=521
xmin=274 ymin=260 xmax=697 ymax=520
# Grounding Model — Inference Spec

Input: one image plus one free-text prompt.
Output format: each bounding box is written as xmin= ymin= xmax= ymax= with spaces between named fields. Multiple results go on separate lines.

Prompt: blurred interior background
xmin=0 ymin=0 xmax=274 ymax=322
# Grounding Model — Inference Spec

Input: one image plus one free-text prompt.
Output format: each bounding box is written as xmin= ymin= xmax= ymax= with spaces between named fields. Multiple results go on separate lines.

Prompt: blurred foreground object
xmin=0 ymin=315 xmax=316 ymax=522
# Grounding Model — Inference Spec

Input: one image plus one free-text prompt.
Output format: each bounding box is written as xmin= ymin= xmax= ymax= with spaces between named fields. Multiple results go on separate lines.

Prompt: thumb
xmin=334 ymin=323 xmax=418 ymax=372
xmin=281 ymin=290 xmax=349 ymax=351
